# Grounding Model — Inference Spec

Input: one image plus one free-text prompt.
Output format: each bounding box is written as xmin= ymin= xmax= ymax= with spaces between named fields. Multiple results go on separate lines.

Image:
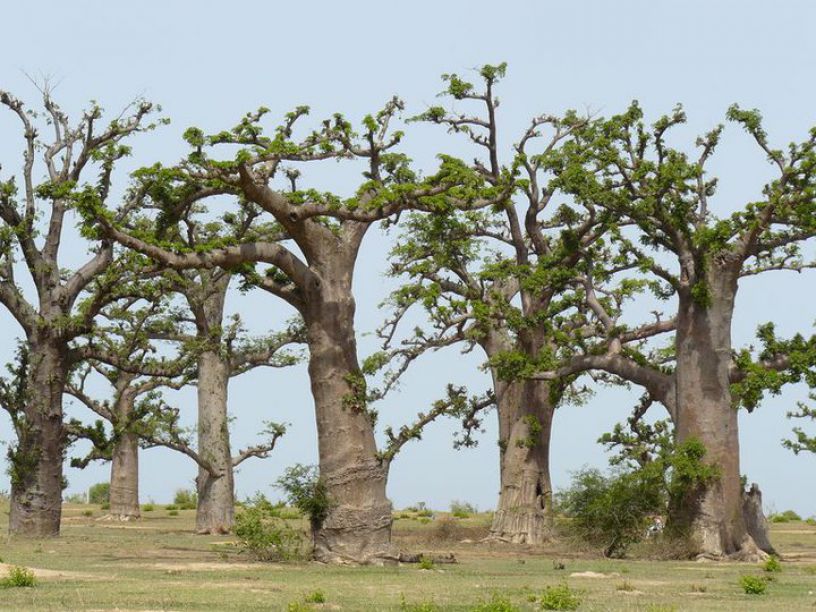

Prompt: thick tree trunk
xmin=8 ymin=340 xmax=66 ymax=537
xmin=306 ymin=283 xmax=394 ymax=563
xmin=195 ymin=350 xmax=235 ymax=534
xmin=109 ymin=431 xmax=141 ymax=520
xmin=108 ymin=383 xmax=140 ymax=520
xmin=671 ymin=267 xmax=764 ymax=559
xmin=489 ymin=377 xmax=555 ymax=544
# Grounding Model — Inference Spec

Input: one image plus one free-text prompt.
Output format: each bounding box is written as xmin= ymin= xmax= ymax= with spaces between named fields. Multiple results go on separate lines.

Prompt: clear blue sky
xmin=0 ymin=0 xmax=814 ymax=515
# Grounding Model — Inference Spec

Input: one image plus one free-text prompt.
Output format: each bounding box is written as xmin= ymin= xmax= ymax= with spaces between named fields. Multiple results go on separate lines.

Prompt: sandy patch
xmin=569 ymin=571 xmax=620 ymax=579
xmin=0 ymin=562 xmax=94 ymax=580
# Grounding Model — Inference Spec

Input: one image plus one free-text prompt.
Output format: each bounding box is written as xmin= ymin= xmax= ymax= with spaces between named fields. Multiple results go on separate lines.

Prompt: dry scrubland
xmin=0 ymin=502 xmax=815 ymax=611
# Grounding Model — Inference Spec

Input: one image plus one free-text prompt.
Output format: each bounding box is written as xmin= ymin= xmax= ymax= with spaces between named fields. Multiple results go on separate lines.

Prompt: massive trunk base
xmin=487 ymin=375 xmax=555 ymax=546
xmin=8 ymin=415 xmax=63 ymax=538
xmin=8 ymin=342 xmax=66 ymax=538
xmin=195 ymin=470 xmax=235 ymax=535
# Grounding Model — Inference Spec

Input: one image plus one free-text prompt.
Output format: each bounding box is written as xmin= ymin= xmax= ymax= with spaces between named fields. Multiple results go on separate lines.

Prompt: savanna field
xmin=1 ymin=501 xmax=815 ymax=611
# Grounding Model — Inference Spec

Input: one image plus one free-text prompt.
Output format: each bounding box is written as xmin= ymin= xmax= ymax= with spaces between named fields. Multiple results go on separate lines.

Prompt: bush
xmin=471 ymin=593 xmax=520 ymax=611
xmin=88 ymin=482 xmax=110 ymax=505
xmin=418 ymin=555 xmax=435 ymax=570
xmin=740 ymin=575 xmax=767 ymax=595
xmin=173 ymin=489 xmax=198 ymax=510
xmin=538 ymin=584 xmax=581 ymax=610
xmin=557 ymin=464 xmax=664 ymax=557
xmin=234 ymin=494 xmax=304 ymax=561
xmin=805 ymin=517 xmax=816 ymax=526
xmin=763 ymin=555 xmax=782 ymax=573
xmin=168 ymin=510 xmax=179 ymax=517
xmin=433 ymin=515 xmax=459 ymax=541
xmin=82 ymin=510 xmax=93 ymax=517
xmin=1 ymin=566 xmax=36 ymax=588
xmin=276 ymin=465 xmax=332 ymax=531
xmin=142 ymin=504 xmax=154 ymax=512
xmin=304 ymin=590 xmax=326 ymax=603
xmin=64 ymin=492 xmax=87 ymax=504
xmin=450 ymin=500 xmax=477 ymax=518
xmin=165 ymin=504 xmax=178 ymax=511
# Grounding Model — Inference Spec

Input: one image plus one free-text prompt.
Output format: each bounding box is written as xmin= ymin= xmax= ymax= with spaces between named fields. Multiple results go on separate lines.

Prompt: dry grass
xmin=0 ymin=502 xmax=813 ymax=610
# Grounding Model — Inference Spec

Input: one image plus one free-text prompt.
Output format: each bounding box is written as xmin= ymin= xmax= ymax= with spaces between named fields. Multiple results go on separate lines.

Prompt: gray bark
xmin=671 ymin=264 xmax=764 ymax=560
xmin=742 ymin=483 xmax=775 ymax=555
xmin=488 ymin=376 xmax=555 ymax=545
xmin=109 ymin=429 xmax=141 ymax=520
xmin=195 ymin=349 xmax=235 ymax=534
xmin=305 ymin=255 xmax=394 ymax=563
xmin=8 ymin=340 xmax=66 ymax=537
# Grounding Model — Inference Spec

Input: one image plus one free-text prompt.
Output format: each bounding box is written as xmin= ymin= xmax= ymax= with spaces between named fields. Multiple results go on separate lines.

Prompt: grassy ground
xmin=0 ymin=501 xmax=814 ymax=610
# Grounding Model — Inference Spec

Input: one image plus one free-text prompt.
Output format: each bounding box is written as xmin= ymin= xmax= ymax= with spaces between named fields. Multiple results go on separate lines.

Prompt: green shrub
xmin=1 ymin=566 xmax=36 ymax=588
xmin=450 ymin=500 xmax=477 ymax=518
xmin=557 ymin=464 xmax=664 ymax=557
xmin=417 ymin=508 xmax=434 ymax=518
xmin=165 ymin=504 xmax=178 ymax=511
xmin=82 ymin=510 xmax=93 ymax=517
xmin=418 ymin=555 xmax=435 ymax=570
xmin=234 ymin=494 xmax=304 ymax=561
xmin=173 ymin=489 xmax=198 ymax=510
xmin=88 ymin=482 xmax=110 ymax=505
xmin=168 ymin=509 xmax=179 ymax=516
xmin=471 ymin=592 xmax=520 ymax=611
xmin=538 ymin=584 xmax=581 ymax=610
xmin=740 ymin=575 xmax=767 ymax=595
xmin=780 ymin=509 xmax=801 ymax=521
xmin=763 ymin=555 xmax=782 ymax=573
xmin=304 ymin=590 xmax=326 ymax=603
xmin=276 ymin=465 xmax=332 ymax=531
xmin=805 ymin=517 xmax=816 ymax=526
xmin=142 ymin=503 xmax=154 ymax=512
xmin=100 ymin=502 xmax=110 ymax=510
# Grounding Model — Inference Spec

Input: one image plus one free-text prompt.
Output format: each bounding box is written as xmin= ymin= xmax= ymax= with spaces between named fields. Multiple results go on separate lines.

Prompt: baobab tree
xmin=534 ymin=102 xmax=816 ymax=559
xmin=67 ymin=292 xmax=194 ymax=520
xmin=380 ymin=65 xmax=667 ymax=544
xmin=79 ymin=99 xmax=498 ymax=561
xmin=0 ymin=89 xmax=161 ymax=536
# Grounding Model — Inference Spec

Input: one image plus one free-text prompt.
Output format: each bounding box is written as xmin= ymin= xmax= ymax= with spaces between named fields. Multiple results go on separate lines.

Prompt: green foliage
xmin=303 ymin=590 xmax=326 ymax=604
xmin=1 ymin=566 xmax=35 ymax=588
xmin=762 ymin=555 xmax=782 ymax=573
xmin=450 ymin=500 xmax=477 ymax=518
xmin=167 ymin=509 xmax=179 ymax=517
xmin=142 ymin=504 xmax=154 ymax=512
xmin=557 ymin=464 xmax=664 ymax=557
xmin=399 ymin=594 xmax=440 ymax=611
xmin=418 ymin=556 xmax=435 ymax=570
xmin=470 ymin=592 xmax=519 ymax=612
xmin=537 ymin=584 xmax=581 ymax=610
xmin=769 ymin=509 xmax=802 ymax=523
xmin=515 ymin=415 xmax=542 ymax=450
xmin=739 ymin=575 xmax=768 ymax=595
xmin=276 ymin=464 xmax=332 ymax=530
xmin=560 ymin=436 xmax=718 ymax=556
xmin=88 ymin=482 xmax=110 ymax=505
xmin=173 ymin=488 xmax=198 ymax=510
xmin=234 ymin=494 xmax=304 ymax=562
